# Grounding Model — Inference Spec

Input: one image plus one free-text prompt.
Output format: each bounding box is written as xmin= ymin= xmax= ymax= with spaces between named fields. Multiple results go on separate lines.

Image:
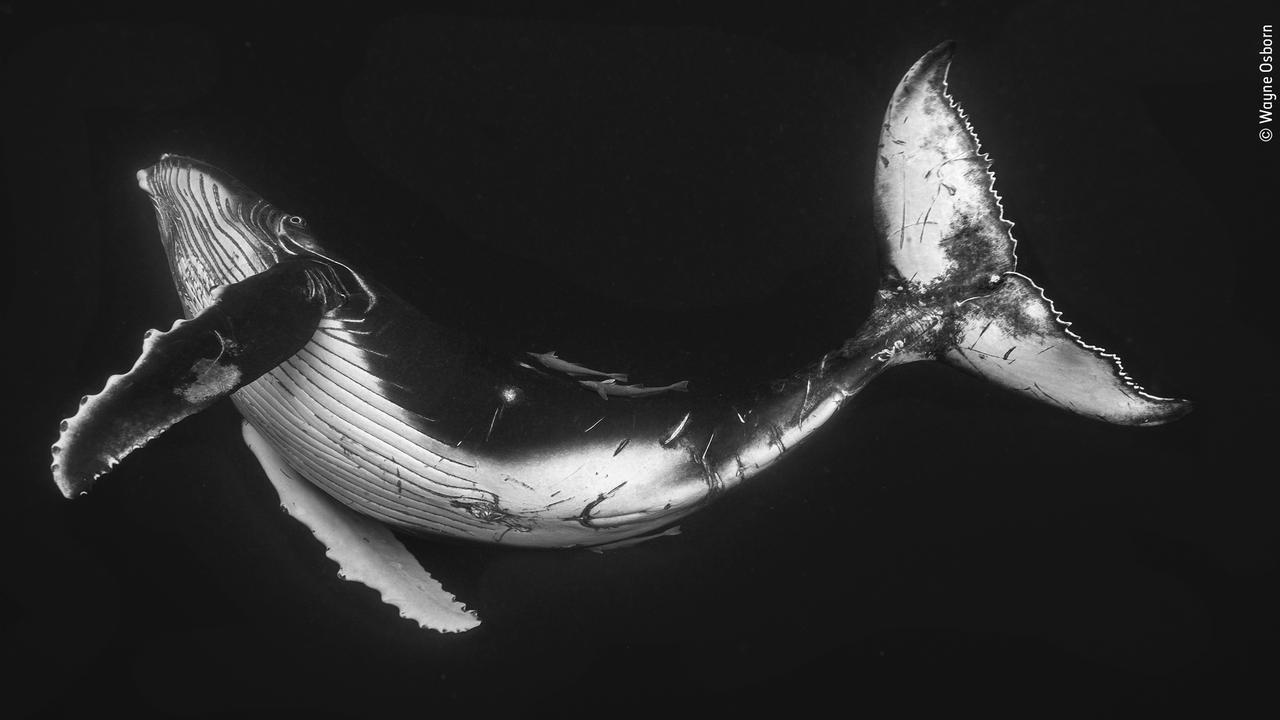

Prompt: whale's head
xmin=136 ymin=154 xmax=289 ymax=314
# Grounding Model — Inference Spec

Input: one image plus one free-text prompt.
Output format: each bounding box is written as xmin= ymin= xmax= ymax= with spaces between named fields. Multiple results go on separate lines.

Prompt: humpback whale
xmin=50 ymin=43 xmax=1190 ymax=632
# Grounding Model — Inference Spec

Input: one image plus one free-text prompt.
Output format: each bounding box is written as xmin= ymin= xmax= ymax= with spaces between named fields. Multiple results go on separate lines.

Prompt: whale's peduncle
xmin=702 ymin=296 xmax=944 ymax=492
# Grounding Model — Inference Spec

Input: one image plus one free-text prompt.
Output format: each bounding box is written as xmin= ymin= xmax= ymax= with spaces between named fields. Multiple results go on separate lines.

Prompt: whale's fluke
xmin=873 ymin=42 xmax=1190 ymax=425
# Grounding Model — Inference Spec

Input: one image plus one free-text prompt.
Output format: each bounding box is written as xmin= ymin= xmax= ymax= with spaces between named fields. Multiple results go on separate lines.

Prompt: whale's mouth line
xmin=135 ymin=154 xmax=283 ymax=234
xmin=135 ymin=153 xmax=265 ymax=202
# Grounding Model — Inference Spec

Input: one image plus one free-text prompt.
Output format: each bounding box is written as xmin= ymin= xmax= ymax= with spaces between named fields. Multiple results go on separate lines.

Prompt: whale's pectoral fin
xmin=872 ymin=43 xmax=1190 ymax=425
xmin=52 ymin=258 xmax=339 ymax=498
xmin=242 ymin=422 xmax=480 ymax=632
xmin=945 ymin=274 xmax=1191 ymax=425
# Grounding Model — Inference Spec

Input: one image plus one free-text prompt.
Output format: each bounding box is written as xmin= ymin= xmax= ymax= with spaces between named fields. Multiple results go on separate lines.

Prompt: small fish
xmin=527 ymin=351 xmax=628 ymax=381
xmin=578 ymin=378 xmax=690 ymax=400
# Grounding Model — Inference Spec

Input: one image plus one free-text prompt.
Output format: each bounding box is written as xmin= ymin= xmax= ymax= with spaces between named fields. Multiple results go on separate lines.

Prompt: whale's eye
xmin=288 ymin=215 xmax=307 ymax=227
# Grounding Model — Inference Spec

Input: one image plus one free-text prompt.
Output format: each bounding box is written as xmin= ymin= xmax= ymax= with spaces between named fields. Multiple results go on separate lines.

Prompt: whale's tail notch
xmin=872 ymin=42 xmax=1191 ymax=426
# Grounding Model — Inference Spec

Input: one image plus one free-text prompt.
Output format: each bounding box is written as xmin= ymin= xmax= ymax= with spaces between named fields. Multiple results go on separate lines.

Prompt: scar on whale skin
xmin=567 ymin=481 xmax=628 ymax=528
xmin=176 ymin=358 xmax=242 ymax=404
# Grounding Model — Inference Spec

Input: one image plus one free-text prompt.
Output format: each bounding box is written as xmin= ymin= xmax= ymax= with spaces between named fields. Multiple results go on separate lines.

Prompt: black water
xmin=5 ymin=2 xmax=1273 ymax=716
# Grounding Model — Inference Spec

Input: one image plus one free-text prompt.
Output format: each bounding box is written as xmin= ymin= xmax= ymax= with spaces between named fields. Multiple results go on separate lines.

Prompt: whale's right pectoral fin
xmin=944 ymin=273 xmax=1191 ymax=425
xmin=242 ymin=422 xmax=480 ymax=633
xmin=51 ymin=258 xmax=338 ymax=498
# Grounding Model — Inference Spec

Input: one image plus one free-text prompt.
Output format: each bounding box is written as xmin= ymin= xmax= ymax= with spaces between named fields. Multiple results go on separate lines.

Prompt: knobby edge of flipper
xmin=51 ymin=257 xmax=340 ymax=498
xmin=868 ymin=41 xmax=1191 ymax=425
xmin=242 ymin=421 xmax=480 ymax=633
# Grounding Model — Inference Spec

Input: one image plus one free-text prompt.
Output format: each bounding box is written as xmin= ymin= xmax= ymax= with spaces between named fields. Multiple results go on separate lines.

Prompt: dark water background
xmin=5 ymin=2 xmax=1274 ymax=715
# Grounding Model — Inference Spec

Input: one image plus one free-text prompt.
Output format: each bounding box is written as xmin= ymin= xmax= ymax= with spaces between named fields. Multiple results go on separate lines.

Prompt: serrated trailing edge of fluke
xmin=970 ymin=272 xmax=1174 ymax=402
xmin=939 ymin=48 xmax=1020 ymax=272
xmin=925 ymin=47 xmax=1172 ymax=406
xmin=875 ymin=41 xmax=1190 ymax=424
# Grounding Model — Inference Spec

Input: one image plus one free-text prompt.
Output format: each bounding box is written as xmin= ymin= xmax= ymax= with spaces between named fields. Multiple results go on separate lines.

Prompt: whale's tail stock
xmin=864 ymin=42 xmax=1190 ymax=426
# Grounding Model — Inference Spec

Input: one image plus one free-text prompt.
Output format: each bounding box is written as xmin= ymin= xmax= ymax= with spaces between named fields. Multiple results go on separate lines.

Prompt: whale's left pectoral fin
xmin=944 ymin=273 xmax=1192 ymax=426
xmin=242 ymin=422 xmax=480 ymax=633
xmin=52 ymin=258 xmax=336 ymax=498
